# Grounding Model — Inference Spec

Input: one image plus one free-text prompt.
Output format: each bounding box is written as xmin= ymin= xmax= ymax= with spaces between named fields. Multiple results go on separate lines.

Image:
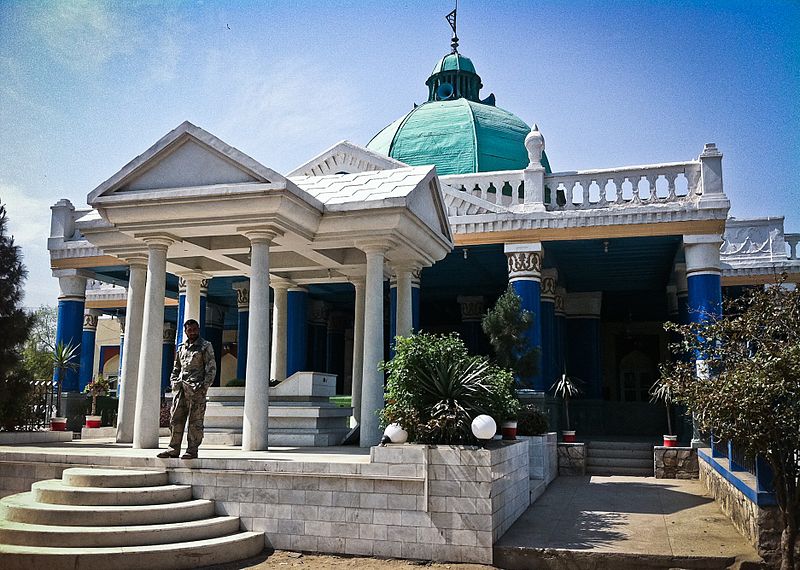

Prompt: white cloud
xmin=0 ymin=181 xmax=58 ymax=308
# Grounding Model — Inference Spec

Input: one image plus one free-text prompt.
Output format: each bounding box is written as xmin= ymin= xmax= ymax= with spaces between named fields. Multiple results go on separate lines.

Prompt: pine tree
xmin=481 ymin=286 xmax=539 ymax=383
xmin=0 ymin=203 xmax=35 ymax=430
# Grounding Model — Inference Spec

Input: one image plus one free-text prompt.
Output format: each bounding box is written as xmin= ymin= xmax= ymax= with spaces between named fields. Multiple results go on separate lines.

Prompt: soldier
xmin=157 ymin=319 xmax=216 ymax=459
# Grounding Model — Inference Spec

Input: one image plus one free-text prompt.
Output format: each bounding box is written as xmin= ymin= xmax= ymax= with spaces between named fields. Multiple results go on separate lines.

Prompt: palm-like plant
xmin=550 ymin=372 xmax=582 ymax=431
xmin=51 ymin=341 xmax=79 ymax=416
xmin=83 ymin=373 xmax=110 ymax=416
xmin=649 ymin=377 xmax=675 ymax=436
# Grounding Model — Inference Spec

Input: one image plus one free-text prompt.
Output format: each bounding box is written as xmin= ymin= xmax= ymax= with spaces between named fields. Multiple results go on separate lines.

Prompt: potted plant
xmin=50 ymin=341 xmax=79 ymax=431
xmin=83 ymin=373 xmax=110 ymax=428
xmin=650 ymin=377 xmax=677 ymax=447
xmin=551 ymin=372 xmax=582 ymax=442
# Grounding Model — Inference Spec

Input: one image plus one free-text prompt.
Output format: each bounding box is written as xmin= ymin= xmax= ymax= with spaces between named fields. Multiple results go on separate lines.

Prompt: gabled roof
xmin=291 ymin=165 xmax=452 ymax=241
xmin=287 ymin=140 xmax=407 ymax=177
xmin=88 ymin=121 xmax=289 ymax=204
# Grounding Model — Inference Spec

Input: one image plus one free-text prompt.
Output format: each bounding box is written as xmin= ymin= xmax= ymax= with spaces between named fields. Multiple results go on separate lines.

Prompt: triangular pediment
xmin=288 ymin=140 xmax=407 ymax=177
xmin=406 ymin=168 xmax=453 ymax=242
xmin=88 ymin=121 xmax=288 ymax=204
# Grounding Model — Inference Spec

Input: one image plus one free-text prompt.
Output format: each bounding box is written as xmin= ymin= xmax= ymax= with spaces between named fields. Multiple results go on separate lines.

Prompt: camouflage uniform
xmin=166 ymin=337 xmax=216 ymax=455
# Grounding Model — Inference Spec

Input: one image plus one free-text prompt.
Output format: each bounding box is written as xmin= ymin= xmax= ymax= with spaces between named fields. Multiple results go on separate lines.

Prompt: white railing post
xmin=699 ymin=143 xmax=724 ymax=198
xmin=523 ymin=125 xmax=546 ymax=211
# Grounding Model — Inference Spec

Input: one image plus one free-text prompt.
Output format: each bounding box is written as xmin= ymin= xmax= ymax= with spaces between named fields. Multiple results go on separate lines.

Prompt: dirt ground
xmin=208 ymin=550 xmax=494 ymax=569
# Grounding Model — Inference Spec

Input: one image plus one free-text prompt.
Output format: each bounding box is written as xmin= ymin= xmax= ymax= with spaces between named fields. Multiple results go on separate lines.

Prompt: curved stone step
xmin=0 ymin=516 xmax=240 ymax=547
xmin=0 ymin=531 xmax=264 ymax=570
xmin=62 ymin=468 xmax=168 ymax=488
xmin=32 ymin=480 xmax=193 ymax=506
xmin=587 ymin=466 xmax=654 ymax=477
xmin=586 ymin=457 xmax=653 ymax=469
xmin=1 ymin=492 xmax=214 ymax=526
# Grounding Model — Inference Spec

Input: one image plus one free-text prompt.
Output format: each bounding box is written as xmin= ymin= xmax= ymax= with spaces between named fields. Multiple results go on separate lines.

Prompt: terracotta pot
xmin=50 ymin=417 xmax=67 ymax=431
xmin=663 ymin=435 xmax=678 ymax=447
xmin=562 ymin=430 xmax=576 ymax=443
xmin=501 ymin=421 xmax=517 ymax=440
xmin=85 ymin=415 xmax=101 ymax=428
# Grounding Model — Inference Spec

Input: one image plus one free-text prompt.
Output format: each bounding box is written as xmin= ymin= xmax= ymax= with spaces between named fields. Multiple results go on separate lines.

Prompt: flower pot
xmin=501 ymin=421 xmax=517 ymax=440
xmin=562 ymin=430 xmax=576 ymax=443
xmin=85 ymin=415 xmax=101 ymax=429
xmin=50 ymin=417 xmax=67 ymax=431
xmin=663 ymin=435 xmax=678 ymax=447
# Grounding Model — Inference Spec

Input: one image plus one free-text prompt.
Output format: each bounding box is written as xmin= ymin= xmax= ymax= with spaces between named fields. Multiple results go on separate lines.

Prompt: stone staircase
xmin=586 ymin=441 xmax=655 ymax=476
xmin=0 ymin=467 xmax=263 ymax=569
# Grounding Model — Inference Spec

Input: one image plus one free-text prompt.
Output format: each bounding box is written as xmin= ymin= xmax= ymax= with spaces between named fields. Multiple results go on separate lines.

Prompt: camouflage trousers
xmin=167 ymin=382 xmax=208 ymax=454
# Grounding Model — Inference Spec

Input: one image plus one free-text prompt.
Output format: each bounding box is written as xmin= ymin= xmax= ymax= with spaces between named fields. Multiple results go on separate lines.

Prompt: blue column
xmin=504 ymin=244 xmax=543 ymax=390
xmin=674 ymin=263 xmax=690 ymax=325
xmin=457 ymin=296 xmax=485 ymax=355
xmin=411 ymin=273 xmax=421 ymax=332
xmin=307 ymin=299 xmax=328 ymax=372
xmin=161 ymin=323 xmax=175 ymax=395
xmin=565 ymin=292 xmax=603 ymax=399
xmin=540 ymin=269 xmax=558 ymax=389
xmin=205 ymin=304 xmax=224 ymax=387
xmin=287 ymin=288 xmax=308 ymax=376
xmin=389 ymin=281 xmax=397 ymax=357
xmin=326 ymin=313 xmax=347 ymax=393
xmin=233 ymin=281 xmax=249 ymax=381
xmin=54 ymin=273 xmax=87 ymax=393
xmin=555 ymin=287 xmax=566 ymax=378
xmin=175 ymin=281 xmax=186 ymax=348
xmin=199 ymin=279 xmax=209 ymax=337
xmin=79 ymin=310 xmax=99 ymax=391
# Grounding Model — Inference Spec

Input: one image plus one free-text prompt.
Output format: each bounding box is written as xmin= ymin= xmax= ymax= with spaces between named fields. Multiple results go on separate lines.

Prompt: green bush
xmin=381 ymin=333 xmax=519 ymax=444
xmin=517 ymin=404 xmax=549 ymax=436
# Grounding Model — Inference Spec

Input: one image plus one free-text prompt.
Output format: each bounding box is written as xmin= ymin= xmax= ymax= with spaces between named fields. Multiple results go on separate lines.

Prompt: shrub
xmin=517 ymin=404 xmax=549 ymax=436
xmin=381 ymin=333 xmax=519 ymax=444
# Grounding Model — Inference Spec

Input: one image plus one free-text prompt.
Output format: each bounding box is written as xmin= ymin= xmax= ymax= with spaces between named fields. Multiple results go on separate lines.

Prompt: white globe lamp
xmin=380 ymin=423 xmax=409 ymax=446
xmin=471 ymin=415 xmax=497 ymax=446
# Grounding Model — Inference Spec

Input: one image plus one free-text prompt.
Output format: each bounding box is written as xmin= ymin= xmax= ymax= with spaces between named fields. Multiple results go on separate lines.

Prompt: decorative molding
xmin=457 ymin=296 xmax=485 ymax=323
xmin=506 ymin=251 xmax=542 ymax=281
xmin=82 ymin=312 xmax=99 ymax=330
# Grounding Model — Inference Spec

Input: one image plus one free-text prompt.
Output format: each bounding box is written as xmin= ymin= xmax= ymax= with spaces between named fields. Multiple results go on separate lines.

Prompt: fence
xmin=705 ymin=434 xmax=775 ymax=506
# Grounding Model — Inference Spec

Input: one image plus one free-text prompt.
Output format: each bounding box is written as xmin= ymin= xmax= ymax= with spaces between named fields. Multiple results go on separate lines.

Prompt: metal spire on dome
xmin=446 ymin=2 xmax=458 ymax=53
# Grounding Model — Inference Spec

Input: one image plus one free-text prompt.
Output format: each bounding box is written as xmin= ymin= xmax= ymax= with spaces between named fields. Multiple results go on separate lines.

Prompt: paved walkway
xmin=494 ymin=475 xmax=763 ymax=569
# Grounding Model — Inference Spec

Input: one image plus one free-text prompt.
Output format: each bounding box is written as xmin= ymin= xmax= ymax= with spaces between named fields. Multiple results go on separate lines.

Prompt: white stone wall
xmin=0 ymin=441 xmax=530 ymax=564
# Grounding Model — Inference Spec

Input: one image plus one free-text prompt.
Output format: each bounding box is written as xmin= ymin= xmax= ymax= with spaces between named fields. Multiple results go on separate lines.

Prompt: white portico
xmin=77 ymin=121 xmax=452 ymax=450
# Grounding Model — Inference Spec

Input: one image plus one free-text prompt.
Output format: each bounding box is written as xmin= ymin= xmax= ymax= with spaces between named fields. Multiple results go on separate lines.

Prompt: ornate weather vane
xmin=446 ymin=1 xmax=458 ymax=53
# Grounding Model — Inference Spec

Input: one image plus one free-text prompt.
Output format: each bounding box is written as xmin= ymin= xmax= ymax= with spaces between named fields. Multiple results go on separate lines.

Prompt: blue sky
xmin=1 ymin=0 xmax=798 ymax=308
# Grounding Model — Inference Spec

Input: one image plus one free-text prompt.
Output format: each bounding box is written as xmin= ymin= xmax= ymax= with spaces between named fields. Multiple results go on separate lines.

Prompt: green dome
xmin=367 ymin=51 xmax=551 ymax=175
xmin=367 ymin=99 xmax=532 ymax=175
xmin=431 ymin=53 xmax=476 ymax=75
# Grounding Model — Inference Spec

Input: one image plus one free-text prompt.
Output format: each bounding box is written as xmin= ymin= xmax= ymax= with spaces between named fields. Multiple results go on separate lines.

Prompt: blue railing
xmin=701 ymin=434 xmax=775 ymax=506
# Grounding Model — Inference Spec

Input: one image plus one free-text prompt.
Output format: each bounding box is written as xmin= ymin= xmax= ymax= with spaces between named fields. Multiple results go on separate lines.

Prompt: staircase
xmin=0 ymin=467 xmax=263 ymax=569
xmin=586 ymin=441 xmax=655 ymax=476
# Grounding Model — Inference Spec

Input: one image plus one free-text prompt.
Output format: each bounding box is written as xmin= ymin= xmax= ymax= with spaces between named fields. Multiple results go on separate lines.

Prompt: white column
xmin=133 ymin=237 xmax=173 ymax=449
xmin=183 ymin=273 xmax=203 ymax=325
xmin=351 ymin=278 xmax=365 ymax=424
xmin=242 ymin=231 xmax=275 ymax=451
xmin=116 ymin=256 xmax=147 ymax=443
xmin=360 ymin=246 xmax=387 ymax=447
xmin=271 ymin=283 xmax=289 ymax=382
xmin=395 ymin=266 xmax=414 ymax=338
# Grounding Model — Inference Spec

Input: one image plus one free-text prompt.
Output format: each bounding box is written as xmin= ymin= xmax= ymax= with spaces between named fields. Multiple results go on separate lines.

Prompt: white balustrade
xmin=785 ymin=234 xmax=800 ymax=260
xmin=440 ymin=161 xmax=702 ymax=214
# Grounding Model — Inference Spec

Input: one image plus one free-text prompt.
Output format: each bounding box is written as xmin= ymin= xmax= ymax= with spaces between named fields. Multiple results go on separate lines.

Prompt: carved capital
xmin=307 ymin=299 xmax=329 ymax=325
xmin=82 ymin=312 xmax=99 ymax=331
xmin=457 ymin=296 xmax=485 ymax=323
xmin=541 ymin=276 xmax=557 ymax=299
xmin=162 ymin=324 xmax=176 ymax=343
xmin=506 ymin=251 xmax=542 ymax=281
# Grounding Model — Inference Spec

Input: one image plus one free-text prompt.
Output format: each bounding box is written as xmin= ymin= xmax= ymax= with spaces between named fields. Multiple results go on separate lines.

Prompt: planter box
xmin=518 ymin=432 xmax=557 ymax=483
xmin=654 ymin=446 xmax=698 ymax=479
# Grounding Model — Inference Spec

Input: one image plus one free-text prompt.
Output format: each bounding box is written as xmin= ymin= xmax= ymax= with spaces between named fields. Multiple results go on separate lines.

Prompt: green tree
xmin=660 ymin=281 xmax=799 ymax=570
xmin=482 ymin=286 xmax=539 ymax=385
xmin=21 ymin=305 xmax=57 ymax=380
xmin=0 ymin=204 xmax=35 ymax=430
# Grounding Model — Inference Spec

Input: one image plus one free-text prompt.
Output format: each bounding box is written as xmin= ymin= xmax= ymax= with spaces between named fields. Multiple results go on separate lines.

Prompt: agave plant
xmin=51 ymin=341 xmax=80 ymax=416
xmin=550 ymin=372 xmax=582 ymax=431
xmin=83 ymin=373 xmax=111 ymax=416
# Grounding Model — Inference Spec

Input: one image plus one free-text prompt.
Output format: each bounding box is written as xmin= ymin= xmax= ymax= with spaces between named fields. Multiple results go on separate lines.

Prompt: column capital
xmin=673 ymin=263 xmax=688 ymax=296
xmin=233 ymin=281 xmax=250 ymax=309
xmin=239 ymin=225 xmax=281 ymax=244
xmin=683 ymin=234 xmax=723 ymax=277
xmin=307 ymin=299 xmax=329 ymax=325
xmin=270 ymin=280 xmax=292 ymax=291
xmin=139 ymin=233 xmax=178 ymax=249
xmin=554 ymin=286 xmax=567 ymax=315
xmin=120 ymin=252 xmax=149 ymax=267
xmin=504 ymin=243 xmax=543 ymax=282
xmin=162 ymin=322 xmax=176 ymax=343
xmin=457 ymin=296 xmax=485 ymax=323
xmin=357 ymin=239 xmax=394 ymax=255
xmin=83 ymin=309 xmax=100 ymax=331
xmin=54 ymin=270 xmax=89 ymax=300
xmin=541 ymin=269 xmax=558 ymax=300
xmin=565 ymin=292 xmax=602 ymax=319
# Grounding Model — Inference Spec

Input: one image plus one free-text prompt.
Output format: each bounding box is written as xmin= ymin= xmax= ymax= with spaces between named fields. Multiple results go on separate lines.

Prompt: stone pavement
xmin=494 ymin=475 xmax=763 ymax=569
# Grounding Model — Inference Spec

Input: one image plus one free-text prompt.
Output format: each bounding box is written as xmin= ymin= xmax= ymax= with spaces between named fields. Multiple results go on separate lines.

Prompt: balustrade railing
xmin=440 ymin=161 xmax=703 ymax=213
xmin=544 ymin=161 xmax=701 ymax=211
xmin=785 ymin=233 xmax=800 ymax=260
xmin=706 ymin=434 xmax=775 ymax=506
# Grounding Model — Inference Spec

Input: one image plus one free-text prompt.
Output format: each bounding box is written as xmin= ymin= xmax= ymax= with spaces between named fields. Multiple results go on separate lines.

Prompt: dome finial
xmin=446 ymin=2 xmax=459 ymax=54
